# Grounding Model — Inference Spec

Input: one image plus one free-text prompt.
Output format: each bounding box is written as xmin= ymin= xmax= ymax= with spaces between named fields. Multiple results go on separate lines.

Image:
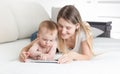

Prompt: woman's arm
xmin=19 ymin=38 xmax=38 ymax=62
xmin=58 ymin=39 xmax=93 ymax=64
xmin=69 ymin=40 xmax=93 ymax=60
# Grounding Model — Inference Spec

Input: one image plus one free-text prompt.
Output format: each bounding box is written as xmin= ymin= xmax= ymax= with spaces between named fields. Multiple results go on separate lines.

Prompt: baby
xmin=28 ymin=20 xmax=58 ymax=60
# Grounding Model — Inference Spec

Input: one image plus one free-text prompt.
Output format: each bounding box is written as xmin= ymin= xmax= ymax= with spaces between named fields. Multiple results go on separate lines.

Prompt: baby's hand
xmin=29 ymin=49 xmax=39 ymax=57
xmin=40 ymin=54 xmax=47 ymax=60
xmin=37 ymin=53 xmax=46 ymax=60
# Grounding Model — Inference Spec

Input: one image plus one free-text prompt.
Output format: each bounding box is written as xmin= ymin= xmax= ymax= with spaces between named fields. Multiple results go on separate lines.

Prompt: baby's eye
xmin=66 ymin=27 xmax=71 ymax=30
xmin=43 ymin=38 xmax=47 ymax=41
xmin=50 ymin=40 xmax=53 ymax=42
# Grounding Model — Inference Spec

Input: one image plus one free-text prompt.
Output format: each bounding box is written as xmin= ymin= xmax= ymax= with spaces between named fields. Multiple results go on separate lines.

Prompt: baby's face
xmin=38 ymin=30 xmax=57 ymax=48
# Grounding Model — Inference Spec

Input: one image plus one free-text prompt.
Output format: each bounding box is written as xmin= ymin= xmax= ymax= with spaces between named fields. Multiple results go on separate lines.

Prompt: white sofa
xmin=0 ymin=2 xmax=50 ymax=62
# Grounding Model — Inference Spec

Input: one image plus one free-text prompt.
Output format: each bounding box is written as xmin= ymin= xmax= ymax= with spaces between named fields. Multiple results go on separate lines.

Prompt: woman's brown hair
xmin=57 ymin=5 xmax=93 ymax=53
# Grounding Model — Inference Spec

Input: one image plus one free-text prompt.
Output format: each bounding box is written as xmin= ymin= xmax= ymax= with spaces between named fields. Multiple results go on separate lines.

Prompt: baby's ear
xmin=37 ymin=33 xmax=39 ymax=37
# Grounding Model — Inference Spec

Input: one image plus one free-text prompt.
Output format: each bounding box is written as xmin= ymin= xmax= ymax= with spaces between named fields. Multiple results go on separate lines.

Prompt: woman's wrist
xmin=69 ymin=51 xmax=79 ymax=61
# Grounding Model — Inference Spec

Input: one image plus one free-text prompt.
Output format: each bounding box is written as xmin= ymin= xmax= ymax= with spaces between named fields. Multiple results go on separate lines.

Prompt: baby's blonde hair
xmin=38 ymin=20 xmax=58 ymax=34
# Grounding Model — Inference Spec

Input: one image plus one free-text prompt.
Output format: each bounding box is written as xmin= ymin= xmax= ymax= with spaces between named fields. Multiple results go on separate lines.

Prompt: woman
xmin=19 ymin=5 xmax=93 ymax=64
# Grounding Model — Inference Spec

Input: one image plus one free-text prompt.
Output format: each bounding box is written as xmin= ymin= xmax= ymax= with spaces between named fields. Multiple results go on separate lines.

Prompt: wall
xmin=1 ymin=0 xmax=120 ymax=39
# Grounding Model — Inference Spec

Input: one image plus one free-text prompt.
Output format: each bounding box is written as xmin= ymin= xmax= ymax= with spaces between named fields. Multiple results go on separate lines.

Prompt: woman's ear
xmin=76 ymin=23 xmax=80 ymax=29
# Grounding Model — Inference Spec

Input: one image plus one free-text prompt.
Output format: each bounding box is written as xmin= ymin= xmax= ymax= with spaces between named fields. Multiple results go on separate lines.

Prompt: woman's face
xmin=58 ymin=18 xmax=77 ymax=39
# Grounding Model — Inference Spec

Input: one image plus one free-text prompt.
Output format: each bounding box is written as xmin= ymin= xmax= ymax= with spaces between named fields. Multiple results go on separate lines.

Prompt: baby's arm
xmin=28 ymin=43 xmax=41 ymax=59
xmin=41 ymin=42 xmax=57 ymax=60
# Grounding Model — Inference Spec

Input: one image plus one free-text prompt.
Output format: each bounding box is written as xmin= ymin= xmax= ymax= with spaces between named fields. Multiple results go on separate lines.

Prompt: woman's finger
xmin=58 ymin=55 xmax=68 ymax=64
xmin=22 ymin=52 xmax=29 ymax=62
xmin=19 ymin=53 xmax=25 ymax=62
xmin=58 ymin=54 xmax=73 ymax=64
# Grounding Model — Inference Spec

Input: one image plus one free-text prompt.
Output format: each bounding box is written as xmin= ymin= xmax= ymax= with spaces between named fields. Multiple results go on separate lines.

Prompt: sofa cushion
xmin=10 ymin=2 xmax=50 ymax=39
xmin=51 ymin=7 xmax=61 ymax=23
xmin=0 ymin=5 xmax=18 ymax=43
xmin=0 ymin=39 xmax=30 ymax=62
xmin=30 ymin=31 xmax=38 ymax=41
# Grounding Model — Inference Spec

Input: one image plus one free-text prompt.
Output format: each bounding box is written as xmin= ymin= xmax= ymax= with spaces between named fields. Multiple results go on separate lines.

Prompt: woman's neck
xmin=65 ymin=33 xmax=76 ymax=41
xmin=65 ymin=33 xmax=76 ymax=49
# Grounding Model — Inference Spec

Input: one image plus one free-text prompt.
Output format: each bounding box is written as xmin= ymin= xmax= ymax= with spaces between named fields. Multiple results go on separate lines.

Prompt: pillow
xmin=91 ymin=27 xmax=104 ymax=38
xmin=51 ymin=7 xmax=61 ymax=22
xmin=30 ymin=31 xmax=38 ymax=41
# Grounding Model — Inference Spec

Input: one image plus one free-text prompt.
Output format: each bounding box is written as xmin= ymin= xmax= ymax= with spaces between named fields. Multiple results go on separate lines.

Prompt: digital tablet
xmin=26 ymin=59 xmax=58 ymax=63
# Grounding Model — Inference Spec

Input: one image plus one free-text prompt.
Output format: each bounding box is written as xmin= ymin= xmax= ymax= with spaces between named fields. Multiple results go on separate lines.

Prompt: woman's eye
xmin=59 ymin=26 xmax=63 ymax=28
xmin=58 ymin=24 xmax=63 ymax=28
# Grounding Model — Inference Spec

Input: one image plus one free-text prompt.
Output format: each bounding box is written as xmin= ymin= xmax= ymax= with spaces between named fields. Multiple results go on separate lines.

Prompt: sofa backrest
xmin=0 ymin=2 xmax=50 ymax=43
xmin=0 ymin=4 xmax=19 ymax=43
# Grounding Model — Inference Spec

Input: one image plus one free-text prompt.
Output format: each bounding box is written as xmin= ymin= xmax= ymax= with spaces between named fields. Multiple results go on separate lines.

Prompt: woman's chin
xmin=61 ymin=36 xmax=69 ymax=39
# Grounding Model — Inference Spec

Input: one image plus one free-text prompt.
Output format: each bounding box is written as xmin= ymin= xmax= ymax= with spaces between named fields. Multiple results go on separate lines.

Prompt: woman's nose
xmin=61 ymin=28 xmax=66 ymax=34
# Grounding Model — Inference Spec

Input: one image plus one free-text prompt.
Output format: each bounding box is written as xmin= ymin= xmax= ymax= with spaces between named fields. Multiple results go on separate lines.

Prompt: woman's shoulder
xmin=82 ymin=21 xmax=90 ymax=26
xmin=82 ymin=21 xmax=91 ymax=32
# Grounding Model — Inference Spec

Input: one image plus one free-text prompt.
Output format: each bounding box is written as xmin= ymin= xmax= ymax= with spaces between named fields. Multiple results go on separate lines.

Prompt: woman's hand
xmin=19 ymin=51 xmax=30 ymax=62
xmin=58 ymin=50 xmax=93 ymax=64
xmin=58 ymin=51 xmax=76 ymax=64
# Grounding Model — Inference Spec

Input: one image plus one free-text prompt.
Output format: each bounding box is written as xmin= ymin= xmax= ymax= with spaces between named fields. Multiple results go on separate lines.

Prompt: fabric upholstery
xmin=0 ymin=5 xmax=18 ymax=43
xmin=0 ymin=2 xmax=50 ymax=43
xmin=10 ymin=2 xmax=50 ymax=39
